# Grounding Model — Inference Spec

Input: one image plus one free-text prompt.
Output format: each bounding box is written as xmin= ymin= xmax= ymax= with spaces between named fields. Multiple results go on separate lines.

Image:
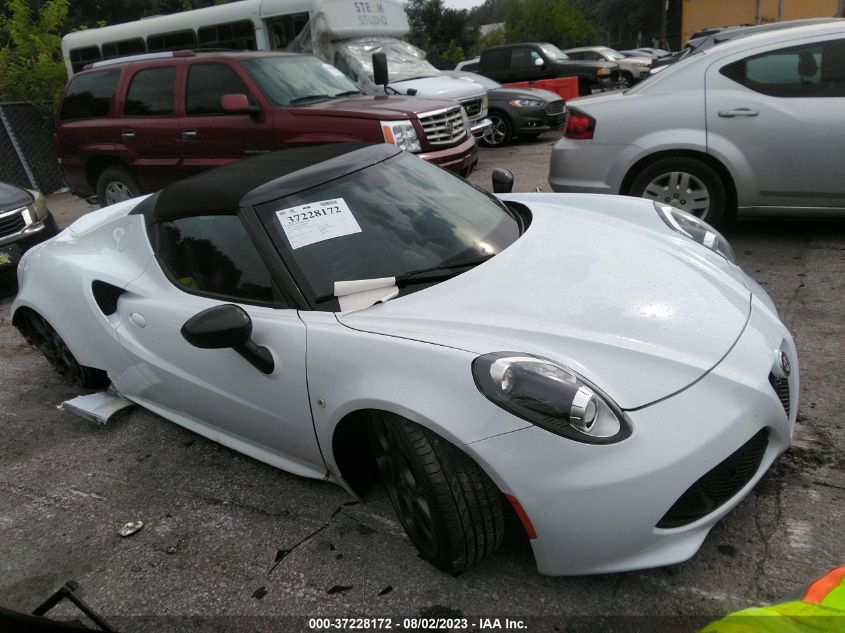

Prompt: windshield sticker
xmin=275 ymin=198 xmax=362 ymax=249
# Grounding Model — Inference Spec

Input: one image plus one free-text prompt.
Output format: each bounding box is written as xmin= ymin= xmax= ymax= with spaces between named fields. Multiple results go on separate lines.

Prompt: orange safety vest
xmin=701 ymin=566 xmax=845 ymax=633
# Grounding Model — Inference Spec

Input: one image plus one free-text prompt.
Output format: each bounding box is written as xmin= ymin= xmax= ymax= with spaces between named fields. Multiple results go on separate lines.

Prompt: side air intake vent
xmin=92 ymin=281 xmax=125 ymax=316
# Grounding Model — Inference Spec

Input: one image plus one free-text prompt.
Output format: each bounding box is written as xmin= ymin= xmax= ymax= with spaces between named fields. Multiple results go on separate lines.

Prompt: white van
xmin=60 ymin=0 xmax=491 ymax=135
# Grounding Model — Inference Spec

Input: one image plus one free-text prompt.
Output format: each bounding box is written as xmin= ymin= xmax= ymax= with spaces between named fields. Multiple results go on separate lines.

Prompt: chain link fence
xmin=0 ymin=102 xmax=64 ymax=194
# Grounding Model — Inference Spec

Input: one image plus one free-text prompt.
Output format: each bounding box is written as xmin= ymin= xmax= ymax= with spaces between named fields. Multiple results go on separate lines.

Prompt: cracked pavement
xmin=1 ymin=133 xmax=843 ymax=629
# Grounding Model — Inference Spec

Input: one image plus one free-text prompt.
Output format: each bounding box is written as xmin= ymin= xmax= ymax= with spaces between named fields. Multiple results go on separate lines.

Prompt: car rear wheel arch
xmin=621 ymin=150 xmax=738 ymax=223
xmin=86 ymin=157 xmax=128 ymax=191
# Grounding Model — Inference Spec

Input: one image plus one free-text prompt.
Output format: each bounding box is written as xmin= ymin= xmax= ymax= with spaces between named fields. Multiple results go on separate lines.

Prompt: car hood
xmin=289 ymin=95 xmax=461 ymax=120
xmin=338 ymin=194 xmax=751 ymax=410
xmin=490 ymin=87 xmax=561 ymax=103
xmin=388 ymin=76 xmax=486 ymax=100
xmin=0 ymin=182 xmax=32 ymax=212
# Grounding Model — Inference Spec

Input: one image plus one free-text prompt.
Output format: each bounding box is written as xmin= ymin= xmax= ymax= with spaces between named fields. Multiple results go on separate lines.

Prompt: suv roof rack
xmin=84 ymin=48 xmax=255 ymax=71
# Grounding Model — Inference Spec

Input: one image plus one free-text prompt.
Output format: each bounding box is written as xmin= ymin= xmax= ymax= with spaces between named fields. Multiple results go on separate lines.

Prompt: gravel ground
xmin=1 ymin=135 xmax=843 ymax=632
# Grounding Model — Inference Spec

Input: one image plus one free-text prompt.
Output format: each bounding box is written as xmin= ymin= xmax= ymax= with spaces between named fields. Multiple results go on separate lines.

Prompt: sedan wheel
xmin=481 ymin=113 xmax=512 ymax=147
xmin=630 ymin=157 xmax=727 ymax=226
xmin=369 ymin=413 xmax=504 ymax=573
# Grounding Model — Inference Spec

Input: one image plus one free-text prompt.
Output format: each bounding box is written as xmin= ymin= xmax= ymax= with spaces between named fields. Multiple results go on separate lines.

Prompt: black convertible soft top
xmin=132 ymin=143 xmax=401 ymax=223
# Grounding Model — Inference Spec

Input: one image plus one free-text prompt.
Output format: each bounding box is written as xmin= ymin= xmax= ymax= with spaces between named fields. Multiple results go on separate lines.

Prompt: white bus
xmin=61 ymin=0 xmax=490 ymax=134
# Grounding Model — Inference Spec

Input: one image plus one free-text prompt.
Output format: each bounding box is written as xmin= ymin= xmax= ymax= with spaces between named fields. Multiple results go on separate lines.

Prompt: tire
xmin=18 ymin=311 xmax=109 ymax=388
xmin=578 ymin=77 xmax=592 ymax=96
xmin=480 ymin=112 xmax=512 ymax=147
xmin=369 ymin=414 xmax=504 ymax=573
xmin=96 ymin=166 xmax=141 ymax=208
xmin=620 ymin=72 xmax=635 ymax=88
xmin=629 ymin=157 xmax=727 ymax=226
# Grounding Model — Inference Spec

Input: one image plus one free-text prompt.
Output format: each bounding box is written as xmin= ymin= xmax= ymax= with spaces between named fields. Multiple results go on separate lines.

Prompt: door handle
xmin=718 ymin=108 xmax=759 ymax=118
xmin=181 ymin=129 xmax=198 ymax=140
xmin=120 ymin=130 xmax=135 ymax=139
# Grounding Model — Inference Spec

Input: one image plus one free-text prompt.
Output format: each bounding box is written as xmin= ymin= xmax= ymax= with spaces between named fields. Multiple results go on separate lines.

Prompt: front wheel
xmin=629 ymin=157 xmax=727 ymax=226
xmin=369 ymin=414 xmax=504 ymax=573
xmin=620 ymin=72 xmax=635 ymax=88
xmin=481 ymin=112 xmax=512 ymax=147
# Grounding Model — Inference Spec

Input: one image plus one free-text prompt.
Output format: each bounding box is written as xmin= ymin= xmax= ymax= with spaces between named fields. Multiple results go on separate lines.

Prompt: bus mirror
xmin=373 ymin=53 xmax=389 ymax=89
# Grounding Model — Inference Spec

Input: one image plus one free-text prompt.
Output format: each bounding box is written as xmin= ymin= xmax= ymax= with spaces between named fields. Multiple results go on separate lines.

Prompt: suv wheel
xmin=96 ymin=166 xmax=140 ymax=207
xmin=620 ymin=72 xmax=635 ymax=88
xmin=630 ymin=157 xmax=726 ymax=226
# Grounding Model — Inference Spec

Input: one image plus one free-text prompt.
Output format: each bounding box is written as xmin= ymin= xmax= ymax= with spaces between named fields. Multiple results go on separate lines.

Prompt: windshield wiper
xmin=333 ymin=90 xmax=362 ymax=97
xmin=395 ymin=254 xmax=495 ymax=286
xmin=313 ymin=254 xmax=495 ymax=304
xmin=289 ymin=94 xmax=332 ymax=105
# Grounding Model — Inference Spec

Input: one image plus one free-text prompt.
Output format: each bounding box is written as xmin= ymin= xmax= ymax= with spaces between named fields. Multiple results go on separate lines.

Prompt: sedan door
xmin=706 ymin=35 xmax=845 ymax=213
xmin=114 ymin=212 xmax=326 ymax=478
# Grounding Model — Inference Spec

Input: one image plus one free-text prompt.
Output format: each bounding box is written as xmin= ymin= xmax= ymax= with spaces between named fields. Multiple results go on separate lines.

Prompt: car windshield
xmin=539 ymin=43 xmax=569 ymax=61
xmin=338 ymin=37 xmax=440 ymax=83
xmin=256 ymin=152 xmax=521 ymax=302
xmin=240 ymin=56 xmax=361 ymax=106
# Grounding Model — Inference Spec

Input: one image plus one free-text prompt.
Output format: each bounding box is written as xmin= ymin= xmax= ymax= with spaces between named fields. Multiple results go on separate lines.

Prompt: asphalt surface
xmin=1 ymin=134 xmax=843 ymax=632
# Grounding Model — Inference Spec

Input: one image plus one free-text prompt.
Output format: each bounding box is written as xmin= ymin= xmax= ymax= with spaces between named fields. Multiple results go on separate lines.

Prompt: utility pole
xmin=659 ymin=0 xmax=668 ymax=49
xmin=777 ymin=0 xmax=784 ymax=21
xmin=754 ymin=0 xmax=761 ymax=24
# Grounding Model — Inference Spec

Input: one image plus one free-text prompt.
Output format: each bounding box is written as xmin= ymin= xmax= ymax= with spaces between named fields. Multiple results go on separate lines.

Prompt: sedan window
xmin=157 ymin=215 xmax=275 ymax=304
xmin=255 ymin=152 xmax=521 ymax=302
xmin=721 ymin=38 xmax=845 ymax=98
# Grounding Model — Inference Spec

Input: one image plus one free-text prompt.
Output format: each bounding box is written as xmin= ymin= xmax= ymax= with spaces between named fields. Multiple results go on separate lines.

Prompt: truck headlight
xmin=654 ymin=202 xmax=736 ymax=263
xmin=508 ymin=98 xmax=544 ymax=108
xmin=22 ymin=190 xmax=49 ymax=225
xmin=472 ymin=352 xmax=631 ymax=444
xmin=380 ymin=121 xmax=422 ymax=152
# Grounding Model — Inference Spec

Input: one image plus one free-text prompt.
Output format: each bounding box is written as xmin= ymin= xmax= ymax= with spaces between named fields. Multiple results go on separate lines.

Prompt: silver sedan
xmin=549 ymin=20 xmax=845 ymax=226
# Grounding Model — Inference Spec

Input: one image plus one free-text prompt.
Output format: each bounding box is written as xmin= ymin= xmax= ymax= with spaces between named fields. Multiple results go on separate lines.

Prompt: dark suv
xmin=55 ymin=50 xmax=479 ymax=206
xmin=0 ymin=183 xmax=58 ymax=283
xmin=478 ymin=42 xmax=619 ymax=95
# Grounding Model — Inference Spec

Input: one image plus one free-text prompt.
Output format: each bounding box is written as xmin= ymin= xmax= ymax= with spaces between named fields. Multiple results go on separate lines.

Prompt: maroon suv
xmin=55 ymin=50 xmax=478 ymax=205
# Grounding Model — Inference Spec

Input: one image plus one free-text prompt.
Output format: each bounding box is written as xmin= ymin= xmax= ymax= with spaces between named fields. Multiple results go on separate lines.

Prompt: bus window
xmin=69 ymin=45 xmax=102 ymax=73
xmin=198 ymin=20 xmax=256 ymax=50
xmin=102 ymin=38 xmax=146 ymax=60
xmin=266 ymin=13 xmax=309 ymax=50
xmin=147 ymin=30 xmax=197 ymax=53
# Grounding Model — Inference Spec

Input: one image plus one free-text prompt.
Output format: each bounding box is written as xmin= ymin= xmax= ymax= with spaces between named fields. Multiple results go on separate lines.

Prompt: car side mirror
xmin=181 ymin=304 xmax=274 ymax=374
xmin=372 ymin=52 xmax=389 ymax=89
xmin=220 ymin=93 xmax=260 ymax=116
xmin=492 ymin=168 xmax=514 ymax=194
xmin=534 ymin=57 xmax=545 ymax=68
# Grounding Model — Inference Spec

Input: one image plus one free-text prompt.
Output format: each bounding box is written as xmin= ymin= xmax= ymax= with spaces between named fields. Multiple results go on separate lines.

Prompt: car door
xmin=706 ymin=35 xmax=845 ymax=213
xmin=177 ymin=61 xmax=278 ymax=179
xmin=510 ymin=46 xmax=546 ymax=82
xmin=116 ymin=64 xmax=181 ymax=193
xmin=115 ymin=212 xmax=326 ymax=478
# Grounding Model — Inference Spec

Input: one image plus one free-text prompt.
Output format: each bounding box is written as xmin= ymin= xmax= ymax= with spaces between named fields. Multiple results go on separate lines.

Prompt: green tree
xmin=504 ymin=0 xmax=596 ymax=47
xmin=0 ymin=0 xmax=69 ymax=109
xmin=441 ymin=39 xmax=464 ymax=65
xmin=406 ymin=0 xmax=478 ymax=68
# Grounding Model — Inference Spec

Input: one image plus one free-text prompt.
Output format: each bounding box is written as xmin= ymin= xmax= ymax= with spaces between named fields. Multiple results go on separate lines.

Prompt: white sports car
xmin=12 ymin=143 xmax=797 ymax=576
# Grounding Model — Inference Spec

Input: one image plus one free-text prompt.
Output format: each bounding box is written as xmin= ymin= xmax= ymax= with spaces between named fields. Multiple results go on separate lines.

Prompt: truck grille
xmin=546 ymin=101 xmax=565 ymax=115
xmin=657 ymin=429 xmax=769 ymax=529
xmin=419 ymin=106 xmax=467 ymax=146
xmin=0 ymin=209 xmax=26 ymax=238
xmin=461 ymin=97 xmax=483 ymax=119
xmin=768 ymin=372 xmax=790 ymax=416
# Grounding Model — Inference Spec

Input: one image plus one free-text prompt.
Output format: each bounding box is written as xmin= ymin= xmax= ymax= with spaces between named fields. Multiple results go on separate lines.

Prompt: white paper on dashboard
xmin=275 ymin=197 xmax=362 ymax=249
xmin=337 ymin=286 xmax=400 ymax=313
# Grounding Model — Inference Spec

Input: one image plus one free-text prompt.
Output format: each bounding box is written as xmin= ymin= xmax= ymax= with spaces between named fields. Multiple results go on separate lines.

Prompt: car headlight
xmin=654 ymin=202 xmax=736 ymax=263
xmin=22 ymin=190 xmax=48 ymax=225
xmin=597 ymin=67 xmax=610 ymax=76
xmin=508 ymin=98 xmax=544 ymax=108
xmin=472 ymin=352 xmax=631 ymax=444
xmin=380 ymin=121 xmax=422 ymax=152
